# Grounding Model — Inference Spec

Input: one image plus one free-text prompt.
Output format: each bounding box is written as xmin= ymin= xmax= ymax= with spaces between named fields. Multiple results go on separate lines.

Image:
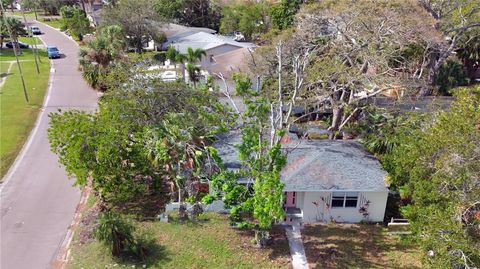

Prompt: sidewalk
xmin=285 ymin=223 xmax=309 ymax=269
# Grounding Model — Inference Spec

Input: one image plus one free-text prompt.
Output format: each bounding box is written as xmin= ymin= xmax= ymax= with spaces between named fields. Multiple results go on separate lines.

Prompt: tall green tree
xmin=185 ymin=47 xmax=206 ymax=64
xmin=1 ymin=16 xmax=27 ymax=52
xmin=219 ymin=1 xmax=269 ymax=40
xmin=269 ymin=0 xmax=300 ymax=30
xmin=0 ymin=16 xmax=29 ymax=102
xmin=382 ymin=87 xmax=480 ymax=268
xmin=418 ymin=0 xmax=480 ymax=95
xmin=48 ymin=80 xmax=232 ymax=213
xmin=79 ymin=25 xmax=126 ymax=90
xmin=155 ymin=0 xmax=221 ymax=30
xmin=102 ymin=0 xmax=165 ymax=52
xmin=59 ymin=5 xmax=92 ymax=41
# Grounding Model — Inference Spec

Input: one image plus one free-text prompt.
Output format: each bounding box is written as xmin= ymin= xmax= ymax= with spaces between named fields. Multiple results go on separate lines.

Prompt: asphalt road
xmin=0 ymin=21 xmax=98 ymax=269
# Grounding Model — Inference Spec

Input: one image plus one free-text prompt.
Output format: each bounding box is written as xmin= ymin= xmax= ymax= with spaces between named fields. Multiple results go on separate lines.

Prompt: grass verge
xmin=6 ymin=11 xmax=64 ymax=29
xmin=17 ymin=37 xmax=42 ymax=45
xmin=67 ymin=211 xmax=291 ymax=269
xmin=302 ymin=222 xmax=423 ymax=268
xmin=0 ymin=48 xmax=50 ymax=178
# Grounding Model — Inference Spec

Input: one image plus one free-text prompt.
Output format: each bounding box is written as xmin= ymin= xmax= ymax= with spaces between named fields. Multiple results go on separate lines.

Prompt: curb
xmin=51 ymin=182 xmax=92 ymax=269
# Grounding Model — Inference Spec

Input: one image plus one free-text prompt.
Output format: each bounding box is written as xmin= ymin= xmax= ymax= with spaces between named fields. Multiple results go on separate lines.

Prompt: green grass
xmin=0 ymin=48 xmax=50 ymax=178
xmin=18 ymin=37 xmax=42 ymax=45
xmin=302 ymin=223 xmax=423 ymax=268
xmin=39 ymin=18 xmax=64 ymax=29
xmin=6 ymin=11 xmax=64 ymax=29
xmin=67 ymin=212 xmax=291 ymax=269
xmin=6 ymin=10 xmax=37 ymax=18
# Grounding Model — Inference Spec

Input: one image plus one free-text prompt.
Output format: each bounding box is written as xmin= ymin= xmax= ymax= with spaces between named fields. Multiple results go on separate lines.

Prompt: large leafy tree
xmin=457 ymin=30 xmax=480 ymax=82
xmin=102 ymin=0 xmax=165 ymax=52
xmin=48 ymin=81 xmax=232 ymax=214
xmin=219 ymin=1 xmax=269 ymax=41
xmin=252 ymin=0 xmax=442 ymax=138
xmin=212 ymin=41 xmax=303 ymax=247
xmin=269 ymin=0 xmax=300 ymax=30
xmin=418 ymin=0 xmax=480 ymax=95
xmin=155 ymin=0 xmax=221 ymax=30
xmin=382 ymin=87 xmax=480 ymax=268
xmin=59 ymin=5 xmax=92 ymax=41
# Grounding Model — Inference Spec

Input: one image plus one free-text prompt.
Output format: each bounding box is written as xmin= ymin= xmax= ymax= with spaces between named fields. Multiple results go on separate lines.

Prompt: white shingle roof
xmin=165 ymin=32 xmax=255 ymax=54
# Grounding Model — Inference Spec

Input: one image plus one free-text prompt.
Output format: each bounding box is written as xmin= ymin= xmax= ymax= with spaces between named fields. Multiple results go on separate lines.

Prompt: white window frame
xmin=331 ymin=192 xmax=359 ymax=208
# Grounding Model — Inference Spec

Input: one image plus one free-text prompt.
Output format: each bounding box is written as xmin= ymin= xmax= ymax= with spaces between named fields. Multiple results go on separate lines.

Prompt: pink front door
xmin=284 ymin=192 xmax=296 ymax=207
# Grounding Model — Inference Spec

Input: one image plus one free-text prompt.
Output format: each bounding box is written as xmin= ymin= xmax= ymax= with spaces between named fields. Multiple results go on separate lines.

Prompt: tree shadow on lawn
xmin=1 ymin=72 xmax=12 ymax=79
xmin=113 ymin=234 xmax=172 ymax=267
xmin=302 ymin=223 xmax=421 ymax=269
xmin=234 ymin=224 xmax=291 ymax=263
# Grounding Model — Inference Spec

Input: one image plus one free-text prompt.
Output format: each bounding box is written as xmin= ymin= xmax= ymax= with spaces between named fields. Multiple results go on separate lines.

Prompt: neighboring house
xmin=84 ymin=0 xmax=104 ymax=27
xmin=161 ymin=31 xmax=255 ymax=67
xmin=215 ymin=132 xmax=389 ymax=224
xmin=207 ymin=47 xmax=255 ymax=90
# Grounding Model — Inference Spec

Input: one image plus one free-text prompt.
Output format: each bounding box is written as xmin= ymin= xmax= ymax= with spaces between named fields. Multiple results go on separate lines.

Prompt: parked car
xmin=30 ymin=26 xmax=41 ymax=35
xmin=5 ymin=41 xmax=29 ymax=49
xmin=47 ymin=46 xmax=60 ymax=59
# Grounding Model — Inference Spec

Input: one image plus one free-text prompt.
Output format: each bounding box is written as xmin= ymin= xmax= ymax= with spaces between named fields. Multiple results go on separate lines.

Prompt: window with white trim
xmin=331 ymin=192 xmax=358 ymax=208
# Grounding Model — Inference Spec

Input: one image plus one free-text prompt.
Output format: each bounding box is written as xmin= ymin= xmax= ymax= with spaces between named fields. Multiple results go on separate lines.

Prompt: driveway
xmin=0 ymin=21 xmax=98 ymax=269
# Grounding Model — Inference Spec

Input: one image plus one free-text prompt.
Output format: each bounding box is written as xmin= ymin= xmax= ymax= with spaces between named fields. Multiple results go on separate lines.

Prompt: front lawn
xmin=18 ymin=37 xmax=42 ymax=45
xmin=39 ymin=17 xmax=64 ymax=29
xmin=67 ymin=212 xmax=291 ymax=268
xmin=302 ymin=223 xmax=422 ymax=269
xmin=5 ymin=11 xmax=63 ymax=29
xmin=0 ymin=48 xmax=50 ymax=177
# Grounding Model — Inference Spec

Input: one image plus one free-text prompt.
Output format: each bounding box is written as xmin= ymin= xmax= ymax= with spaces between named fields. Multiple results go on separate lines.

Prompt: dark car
xmin=30 ymin=26 xmax=41 ymax=35
xmin=5 ymin=41 xmax=29 ymax=49
xmin=47 ymin=46 xmax=60 ymax=59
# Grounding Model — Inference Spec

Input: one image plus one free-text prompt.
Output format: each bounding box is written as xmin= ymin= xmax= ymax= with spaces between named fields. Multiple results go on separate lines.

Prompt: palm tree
xmin=184 ymin=47 xmax=205 ymax=84
xmin=166 ymin=45 xmax=180 ymax=69
xmin=100 ymin=25 xmax=127 ymax=56
xmin=2 ymin=17 xmax=27 ymax=53
xmin=78 ymin=26 xmax=126 ymax=90
xmin=186 ymin=47 xmax=206 ymax=64
xmin=1 ymin=16 xmax=29 ymax=102
xmin=186 ymin=63 xmax=201 ymax=86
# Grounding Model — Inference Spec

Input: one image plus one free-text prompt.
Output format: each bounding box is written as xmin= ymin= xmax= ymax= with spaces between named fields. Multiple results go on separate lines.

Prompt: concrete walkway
xmin=285 ymin=224 xmax=309 ymax=269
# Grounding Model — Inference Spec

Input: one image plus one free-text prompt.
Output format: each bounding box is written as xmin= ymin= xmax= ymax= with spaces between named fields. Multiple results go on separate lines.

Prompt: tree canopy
xmin=381 ymin=87 xmax=480 ymax=268
xmin=48 ymin=80 xmax=233 ymax=213
xmin=102 ymin=0 xmax=165 ymax=52
xmin=59 ymin=5 xmax=92 ymax=41
xmin=219 ymin=1 xmax=269 ymax=40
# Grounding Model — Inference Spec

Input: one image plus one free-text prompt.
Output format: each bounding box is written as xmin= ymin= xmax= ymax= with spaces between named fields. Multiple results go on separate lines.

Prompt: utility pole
xmin=21 ymin=8 xmax=40 ymax=74
xmin=33 ymin=2 xmax=38 ymax=20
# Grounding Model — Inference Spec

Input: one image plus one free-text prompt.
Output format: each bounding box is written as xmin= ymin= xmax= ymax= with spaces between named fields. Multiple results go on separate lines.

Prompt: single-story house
xmin=161 ymin=31 xmax=256 ymax=67
xmin=215 ymin=132 xmax=389 ymax=223
xmin=206 ymin=47 xmax=256 ymax=91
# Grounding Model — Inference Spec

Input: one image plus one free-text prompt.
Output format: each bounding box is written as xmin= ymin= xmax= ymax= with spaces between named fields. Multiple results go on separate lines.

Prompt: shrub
xmin=434 ymin=59 xmax=470 ymax=95
xmin=95 ymin=212 xmax=136 ymax=257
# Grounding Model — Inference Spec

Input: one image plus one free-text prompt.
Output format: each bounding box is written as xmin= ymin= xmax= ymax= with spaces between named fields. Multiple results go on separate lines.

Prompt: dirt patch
xmin=75 ymin=202 xmax=101 ymax=245
xmin=302 ymin=223 xmax=422 ymax=269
